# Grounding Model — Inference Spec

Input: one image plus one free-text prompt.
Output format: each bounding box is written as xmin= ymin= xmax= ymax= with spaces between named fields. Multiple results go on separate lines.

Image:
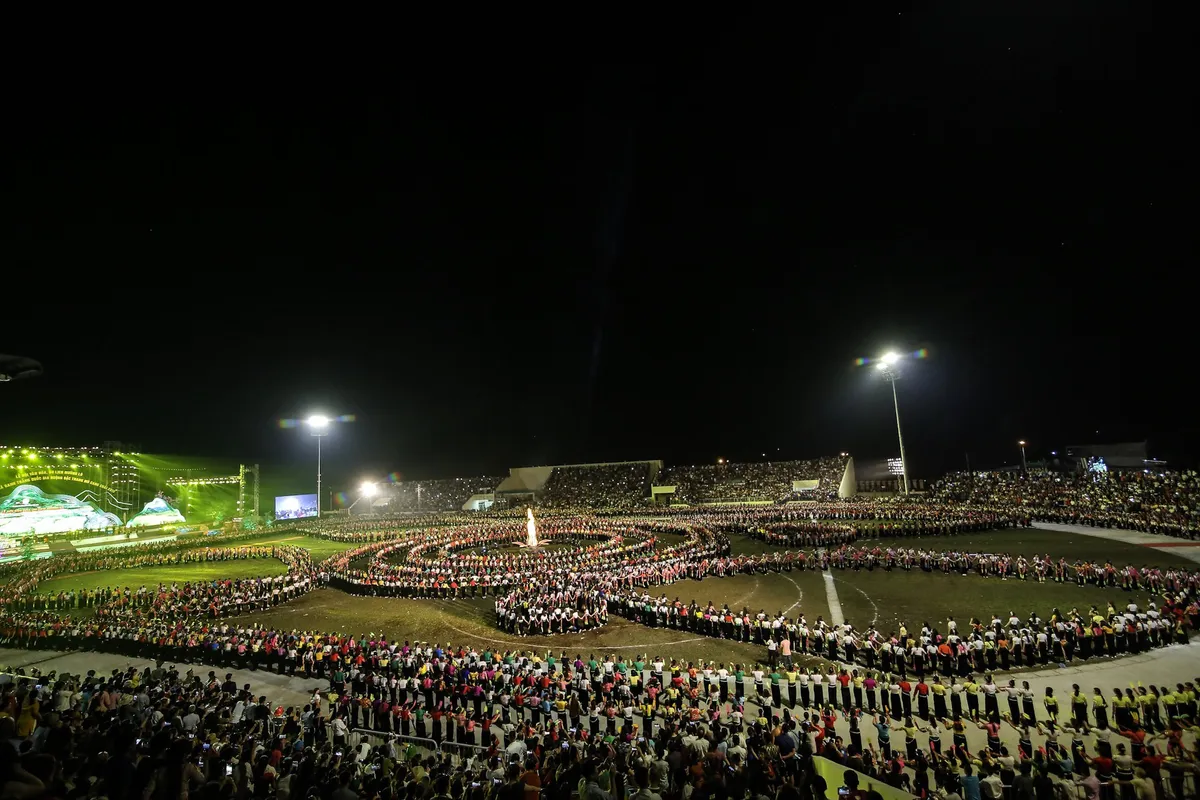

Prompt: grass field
xmin=246 ymin=588 xmax=770 ymax=667
xmin=33 ymin=534 xmax=358 ymax=594
xmin=219 ymin=533 xmax=359 ymax=561
xmin=831 ymin=569 xmax=1164 ymax=635
xmin=461 ymin=541 xmax=593 ymax=556
xmin=25 ymin=525 xmax=1196 ymax=669
xmin=215 ymin=557 xmax=1181 ymax=671
xmin=36 ymin=559 xmax=290 ymax=594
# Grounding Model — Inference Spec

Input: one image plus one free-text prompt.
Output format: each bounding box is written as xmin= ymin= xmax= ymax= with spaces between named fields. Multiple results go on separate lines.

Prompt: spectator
xmin=658 ymin=456 xmax=849 ymax=504
xmin=541 ymin=463 xmax=652 ymax=509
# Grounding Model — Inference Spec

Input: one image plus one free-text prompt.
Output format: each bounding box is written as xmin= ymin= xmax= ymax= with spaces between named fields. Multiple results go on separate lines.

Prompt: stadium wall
xmin=494 ymin=466 xmax=555 ymax=497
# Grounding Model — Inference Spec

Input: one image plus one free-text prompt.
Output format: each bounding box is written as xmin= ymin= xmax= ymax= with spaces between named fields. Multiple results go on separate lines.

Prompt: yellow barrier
xmin=811 ymin=756 xmax=917 ymax=800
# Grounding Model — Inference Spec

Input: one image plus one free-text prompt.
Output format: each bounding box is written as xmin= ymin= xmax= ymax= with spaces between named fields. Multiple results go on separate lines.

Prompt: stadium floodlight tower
xmin=875 ymin=352 xmax=911 ymax=495
xmin=347 ymin=480 xmax=378 ymax=515
xmin=305 ymin=415 xmax=330 ymax=517
xmin=280 ymin=412 xmax=356 ymax=518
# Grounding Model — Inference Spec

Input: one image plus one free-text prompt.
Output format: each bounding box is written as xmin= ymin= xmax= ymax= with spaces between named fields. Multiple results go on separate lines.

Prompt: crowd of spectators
xmin=657 ymin=458 xmax=849 ymax=505
xmin=382 ymin=478 xmax=503 ymax=514
xmin=3 ymin=493 xmax=1200 ymax=797
xmin=928 ymin=470 xmax=1200 ymax=538
xmin=4 ymin=634 xmax=1198 ymax=800
xmin=540 ymin=464 xmax=652 ymax=510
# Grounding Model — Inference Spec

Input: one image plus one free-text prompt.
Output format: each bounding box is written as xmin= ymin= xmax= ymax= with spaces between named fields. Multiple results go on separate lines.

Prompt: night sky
xmin=4 ymin=7 xmax=1189 ymax=481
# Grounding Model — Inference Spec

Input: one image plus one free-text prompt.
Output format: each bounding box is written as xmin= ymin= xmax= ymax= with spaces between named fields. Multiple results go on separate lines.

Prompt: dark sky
xmin=3 ymin=6 xmax=1189 ymax=481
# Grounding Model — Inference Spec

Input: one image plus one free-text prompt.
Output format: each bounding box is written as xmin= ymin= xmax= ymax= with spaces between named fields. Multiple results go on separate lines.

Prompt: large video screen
xmin=275 ymin=494 xmax=318 ymax=520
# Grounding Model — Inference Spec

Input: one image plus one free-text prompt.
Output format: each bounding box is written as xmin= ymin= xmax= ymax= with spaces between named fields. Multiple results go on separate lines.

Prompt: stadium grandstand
xmin=927 ymin=467 xmax=1200 ymax=534
xmin=355 ymin=457 xmax=859 ymax=514
xmin=654 ymin=455 xmax=854 ymax=504
xmin=369 ymin=476 xmax=502 ymax=513
xmin=540 ymin=461 xmax=655 ymax=509
xmin=494 ymin=460 xmax=662 ymax=509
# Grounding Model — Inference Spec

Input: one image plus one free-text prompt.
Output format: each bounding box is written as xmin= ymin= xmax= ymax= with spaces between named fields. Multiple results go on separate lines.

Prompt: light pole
xmin=1018 ymin=440 xmax=1028 ymax=472
xmin=875 ymin=352 xmax=910 ymax=495
xmin=305 ymin=415 xmax=330 ymax=517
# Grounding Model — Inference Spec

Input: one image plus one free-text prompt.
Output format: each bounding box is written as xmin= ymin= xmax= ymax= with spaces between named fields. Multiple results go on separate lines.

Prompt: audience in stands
xmin=930 ymin=469 xmax=1200 ymax=538
xmin=540 ymin=463 xmax=652 ymax=510
xmin=381 ymin=477 xmax=503 ymax=514
xmin=658 ymin=457 xmax=848 ymax=504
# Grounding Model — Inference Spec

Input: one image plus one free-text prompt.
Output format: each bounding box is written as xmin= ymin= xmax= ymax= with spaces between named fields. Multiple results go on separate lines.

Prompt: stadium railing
xmin=437 ymin=739 xmax=491 ymax=759
xmin=350 ymin=727 xmax=488 ymax=762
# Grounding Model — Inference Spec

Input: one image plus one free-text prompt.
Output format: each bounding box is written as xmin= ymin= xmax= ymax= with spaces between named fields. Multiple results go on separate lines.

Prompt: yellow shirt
xmin=17 ymin=700 xmax=39 ymax=737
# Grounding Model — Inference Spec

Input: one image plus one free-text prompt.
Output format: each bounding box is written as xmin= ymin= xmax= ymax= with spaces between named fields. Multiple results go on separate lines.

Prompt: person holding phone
xmin=142 ymin=740 xmax=205 ymax=799
xmin=838 ymin=770 xmax=867 ymax=800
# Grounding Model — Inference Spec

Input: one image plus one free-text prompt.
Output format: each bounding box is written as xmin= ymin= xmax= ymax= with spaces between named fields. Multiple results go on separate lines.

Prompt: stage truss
xmin=164 ymin=464 xmax=260 ymax=521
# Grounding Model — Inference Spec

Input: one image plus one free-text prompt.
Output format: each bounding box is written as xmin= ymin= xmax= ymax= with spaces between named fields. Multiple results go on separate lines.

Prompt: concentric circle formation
xmin=323 ymin=516 xmax=719 ymax=603
xmin=0 ymin=543 xmax=315 ymax=620
xmin=322 ymin=513 xmax=874 ymax=634
xmin=0 ymin=504 xmax=1196 ymax=674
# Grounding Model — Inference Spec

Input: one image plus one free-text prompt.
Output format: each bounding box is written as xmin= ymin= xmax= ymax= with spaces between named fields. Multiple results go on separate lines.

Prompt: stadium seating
xmin=656 ymin=456 xmax=848 ymax=504
xmin=383 ymin=477 xmax=502 ymax=513
xmin=539 ymin=463 xmax=651 ymax=509
xmin=929 ymin=469 xmax=1200 ymax=538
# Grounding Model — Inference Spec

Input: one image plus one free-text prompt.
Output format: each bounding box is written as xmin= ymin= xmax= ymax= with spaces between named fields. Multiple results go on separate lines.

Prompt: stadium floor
xmin=21 ymin=524 xmax=1198 ymax=670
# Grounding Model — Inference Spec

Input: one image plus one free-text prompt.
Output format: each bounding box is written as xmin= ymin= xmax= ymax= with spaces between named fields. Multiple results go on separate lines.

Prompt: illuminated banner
xmin=0 ymin=484 xmax=122 ymax=536
xmin=792 ymin=479 xmax=819 ymax=492
xmin=0 ymin=469 xmax=110 ymax=493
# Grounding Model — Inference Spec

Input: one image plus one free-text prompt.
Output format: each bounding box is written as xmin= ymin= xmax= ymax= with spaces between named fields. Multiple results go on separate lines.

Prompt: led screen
xmin=275 ymin=494 xmax=318 ymax=520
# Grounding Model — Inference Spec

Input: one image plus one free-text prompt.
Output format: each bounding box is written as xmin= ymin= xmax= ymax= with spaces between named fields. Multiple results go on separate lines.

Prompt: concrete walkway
xmin=1033 ymin=522 xmax=1200 ymax=564
xmin=0 ymin=647 xmax=316 ymax=710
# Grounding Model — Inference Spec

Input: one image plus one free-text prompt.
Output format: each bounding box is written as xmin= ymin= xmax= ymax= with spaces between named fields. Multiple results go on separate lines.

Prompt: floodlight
xmin=285 ymin=412 xmax=352 ymax=518
xmin=857 ymin=350 xmax=910 ymax=494
xmin=361 ymin=481 xmax=378 ymax=496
